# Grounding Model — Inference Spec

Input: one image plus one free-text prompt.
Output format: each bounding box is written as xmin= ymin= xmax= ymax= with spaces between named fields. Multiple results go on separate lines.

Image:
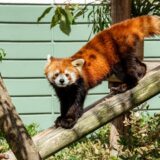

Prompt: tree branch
xmin=0 ymin=77 xmax=42 ymax=160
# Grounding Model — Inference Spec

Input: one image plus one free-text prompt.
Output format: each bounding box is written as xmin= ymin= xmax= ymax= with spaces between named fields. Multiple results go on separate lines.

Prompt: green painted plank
xmin=53 ymin=24 xmax=93 ymax=41
xmin=53 ymin=93 xmax=160 ymax=114
xmin=138 ymin=110 xmax=160 ymax=116
xmin=145 ymin=94 xmax=160 ymax=109
xmin=12 ymin=96 xmax=53 ymax=114
xmin=0 ymin=5 xmax=52 ymax=22
xmin=54 ymin=41 xmax=160 ymax=58
xmin=3 ymin=79 xmax=52 ymax=96
xmin=52 ymin=93 xmax=108 ymax=114
xmin=0 ymin=60 xmax=46 ymax=77
xmin=53 ymin=42 xmax=85 ymax=57
xmin=144 ymin=41 xmax=160 ymax=57
xmin=0 ymin=5 xmax=95 ymax=23
xmin=0 ymin=61 xmax=109 ymax=94
xmin=0 ymin=24 xmax=51 ymax=41
xmin=89 ymin=81 xmax=109 ymax=94
xmin=84 ymin=94 xmax=106 ymax=107
xmin=0 ymin=43 xmax=52 ymax=59
xmin=53 ymin=26 xmax=160 ymax=42
xmin=2 ymin=78 xmax=107 ymax=97
xmin=20 ymin=114 xmax=54 ymax=130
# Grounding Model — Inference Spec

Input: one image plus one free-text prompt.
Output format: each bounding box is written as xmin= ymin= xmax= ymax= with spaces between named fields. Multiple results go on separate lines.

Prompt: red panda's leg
xmin=123 ymin=54 xmax=146 ymax=89
xmin=54 ymin=79 xmax=87 ymax=129
xmin=60 ymin=86 xmax=87 ymax=129
xmin=110 ymin=53 xmax=146 ymax=94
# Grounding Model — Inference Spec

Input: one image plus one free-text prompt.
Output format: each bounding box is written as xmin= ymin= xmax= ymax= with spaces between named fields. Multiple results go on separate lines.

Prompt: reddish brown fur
xmin=46 ymin=15 xmax=160 ymax=89
xmin=45 ymin=58 xmax=81 ymax=79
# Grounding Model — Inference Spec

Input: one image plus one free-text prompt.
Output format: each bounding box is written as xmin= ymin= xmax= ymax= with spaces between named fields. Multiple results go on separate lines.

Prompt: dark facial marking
xmin=89 ymin=54 xmax=96 ymax=60
xmin=87 ymin=62 xmax=91 ymax=66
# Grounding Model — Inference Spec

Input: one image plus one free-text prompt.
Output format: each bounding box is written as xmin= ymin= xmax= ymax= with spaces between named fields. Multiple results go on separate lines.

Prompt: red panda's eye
xmin=65 ymin=73 xmax=69 ymax=77
xmin=55 ymin=73 xmax=59 ymax=77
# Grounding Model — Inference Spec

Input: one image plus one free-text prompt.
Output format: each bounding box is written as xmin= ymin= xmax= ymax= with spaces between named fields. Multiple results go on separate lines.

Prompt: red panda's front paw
xmin=55 ymin=116 xmax=63 ymax=128
xmin=55 ymin=116 xmax=77 ymax=129
xmin=60 ymin=117 xmax=77 ymax=129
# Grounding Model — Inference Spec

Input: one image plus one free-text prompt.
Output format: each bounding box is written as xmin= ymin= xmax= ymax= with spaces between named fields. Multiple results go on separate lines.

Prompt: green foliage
xmin=46 ymin=112 xmax=160 ymax=160
xmin=37 ymin=4 xmax=87 ymax=35
xmin=132 ymin=0 xmax=160 ymax=17
xmin=0 ymin=113 xmax=160 ymax=159
xmin=87 ymin=0 xmax=111 ymax=34
xmin=37 ymin=1 xmax=110 ymax=35
xmin=37 ymin=7 xmax=53 ymax=22
xmin=38 ymin=0 xmax=160 ymax=36
xmin=119 ymin=112 xmax=160 ymax=160
xmin=0 ymin=49 xmax=6 ymax=61
xmin=0 ymin=132 xmax=9 ymax=153
xmin=25 ymin=122 xmax=40 ymax=137
xmin=48 ymin=125 xmax=113 ymax=160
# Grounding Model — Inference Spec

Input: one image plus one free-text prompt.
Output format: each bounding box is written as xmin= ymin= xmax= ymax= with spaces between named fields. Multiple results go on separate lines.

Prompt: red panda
xmin=45 ymin=15 xmax=160 ymax=129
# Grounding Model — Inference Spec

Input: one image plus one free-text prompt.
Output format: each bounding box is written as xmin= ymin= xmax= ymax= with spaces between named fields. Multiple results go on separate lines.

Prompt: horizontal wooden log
xmin=4 ymin=65 xmax=160 ymax=160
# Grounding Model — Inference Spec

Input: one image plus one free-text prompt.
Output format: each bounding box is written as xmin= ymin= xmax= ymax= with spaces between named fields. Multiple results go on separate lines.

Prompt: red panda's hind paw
xmin=110 ymin=83 xmax=128 ymax=95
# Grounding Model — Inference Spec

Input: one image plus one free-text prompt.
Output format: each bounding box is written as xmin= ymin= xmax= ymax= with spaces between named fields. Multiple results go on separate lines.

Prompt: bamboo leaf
xmin=59 ymin=12 xmax=71 ymax=35
xmin=74 ymin=10 xmax=85 ymax=19
xmin=0 ymin=49 xmax=6 ymax=61
xmin=50 ymin=14 xmax=59 ymax=28
xmin=37 ymin=7 xmax=52 ymax=22
xmin=65 ymin=8 xmax=74 ymax=24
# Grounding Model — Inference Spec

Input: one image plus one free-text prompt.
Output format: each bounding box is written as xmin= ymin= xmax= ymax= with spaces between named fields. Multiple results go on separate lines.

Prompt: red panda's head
xmin=45 ymin=55 xmax=85 ymax=87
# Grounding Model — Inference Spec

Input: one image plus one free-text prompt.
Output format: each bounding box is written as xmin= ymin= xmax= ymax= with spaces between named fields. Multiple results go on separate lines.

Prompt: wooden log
xmin=4 ymin=65 xmax=160 ymax=160
xmin=0 ymin=77 xmax=42 ymax=160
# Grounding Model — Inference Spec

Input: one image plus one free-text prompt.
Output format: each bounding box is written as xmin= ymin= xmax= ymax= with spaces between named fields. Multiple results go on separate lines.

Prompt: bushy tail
xmin=109 ymin=15 xmax=160 ymax=52
xmin=139 ymin=15 xmax=160 ymax=38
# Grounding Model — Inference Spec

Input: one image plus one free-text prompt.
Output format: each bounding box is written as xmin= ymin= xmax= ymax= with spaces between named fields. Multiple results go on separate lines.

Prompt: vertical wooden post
xmin=109 ymin=0 xmax=144 ymax=156
xmin=109 ymin=0 xmax=132 ymax=156
xmin=111 ymin=0 xmax=131 ymax=23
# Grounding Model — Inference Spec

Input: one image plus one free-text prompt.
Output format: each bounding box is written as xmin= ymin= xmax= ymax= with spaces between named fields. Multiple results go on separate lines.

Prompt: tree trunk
xmin=0 ymin=77 xmax=42 ymax=160
xmin=111 ymin=0 xmax=131 ymax=23
xmin=4 ymin=63 xmax=160 ymax=159
xmin=110 ymin=0 xmax=132 ymax=156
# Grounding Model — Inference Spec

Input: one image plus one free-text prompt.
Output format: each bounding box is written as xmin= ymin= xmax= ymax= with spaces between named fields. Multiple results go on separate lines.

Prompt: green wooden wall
xmin=0 ymin=3 xmax=159 ymax=130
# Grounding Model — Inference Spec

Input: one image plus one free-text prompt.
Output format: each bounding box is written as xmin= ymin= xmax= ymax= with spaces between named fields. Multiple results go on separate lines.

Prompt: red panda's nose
xmin=59 ymin=79 xmax=65 ymax=84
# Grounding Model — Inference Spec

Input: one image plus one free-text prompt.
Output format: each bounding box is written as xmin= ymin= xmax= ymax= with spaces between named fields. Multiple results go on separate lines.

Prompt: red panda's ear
xmin=47 ymin=54 xmax=54 ymax=63
xmin=71 ymin=59 xmax=85 ymax=71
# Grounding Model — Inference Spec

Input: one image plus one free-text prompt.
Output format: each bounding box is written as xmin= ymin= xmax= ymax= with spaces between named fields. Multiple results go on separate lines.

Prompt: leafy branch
xmin=0 ymin=49 xmax=6 ymax=62
xmin=132 ymin=0 xmax=160 ymax=17
xmin=37 ymin=1 xmax=110 ymax=35
xmin=37 ymin=0 xmax=160 ymax=36
xmin=37 ymin=4 xmax=88 ymax=35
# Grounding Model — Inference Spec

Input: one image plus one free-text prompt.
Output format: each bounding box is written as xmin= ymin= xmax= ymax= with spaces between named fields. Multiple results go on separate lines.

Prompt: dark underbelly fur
xmin=52 ymin=78 xmax=87 ymax=129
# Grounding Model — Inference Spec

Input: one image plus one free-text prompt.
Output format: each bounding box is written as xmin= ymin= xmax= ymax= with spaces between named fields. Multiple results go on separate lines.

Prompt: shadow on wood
xmin=4 ymin=65 xmax=160 ymax=160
